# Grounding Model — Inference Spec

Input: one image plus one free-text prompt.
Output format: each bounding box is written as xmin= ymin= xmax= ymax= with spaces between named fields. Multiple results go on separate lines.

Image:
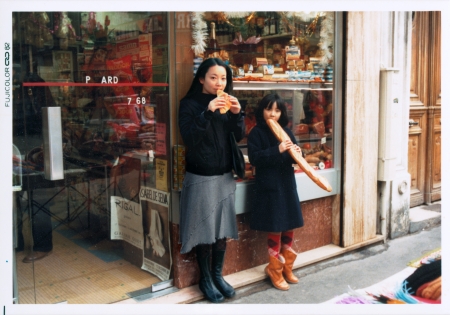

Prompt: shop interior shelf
xmin=233 ymin=81 xmax=333 ymax=90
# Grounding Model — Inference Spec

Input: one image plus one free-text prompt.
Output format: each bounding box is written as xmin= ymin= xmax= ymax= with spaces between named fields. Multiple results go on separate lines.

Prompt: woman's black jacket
xmin=178 ymin=94 xmax=245 ymax=176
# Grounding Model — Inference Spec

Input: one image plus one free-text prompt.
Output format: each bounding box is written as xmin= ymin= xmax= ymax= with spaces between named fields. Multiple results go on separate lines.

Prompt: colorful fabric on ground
xmin=412 ymin=295 xmax=441 ymax=304
xmin=408 ymin=248 xmax=441 ymax=268
xmin=416 ymin=281 xmax=430 ymax=297
xmin=335 ymin=287 xmax=376 ymax=304
xmin=393 ymin=281 xmax=419 ymax=304
xmin=421 ymin=276 xmax=441 ymax=300
xmin=404 ymin=259 xmax=441 ymax=294
xmin=325 ymin=252 xmax=442 ymax=304
xmin=335 ymin=296 xmax=373 ymax=304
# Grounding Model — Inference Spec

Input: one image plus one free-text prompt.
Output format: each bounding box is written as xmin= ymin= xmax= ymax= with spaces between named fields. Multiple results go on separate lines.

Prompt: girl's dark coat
xmin=247 ymin=122 xmax=304 ymax=232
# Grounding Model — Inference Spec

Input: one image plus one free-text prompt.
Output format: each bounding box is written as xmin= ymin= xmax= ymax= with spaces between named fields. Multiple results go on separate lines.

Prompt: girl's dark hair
xmin=254 ymin=93 xmax=289 ymax=127
xmin=183 ymin=58 xmax=234 ymax=99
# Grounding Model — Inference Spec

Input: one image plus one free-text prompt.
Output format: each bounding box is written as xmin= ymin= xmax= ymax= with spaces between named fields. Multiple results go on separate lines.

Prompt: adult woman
xmin=178 ymin=58 xmax=244 ymax=303
xmin=247 ymin=93 xmax=304 ymax=291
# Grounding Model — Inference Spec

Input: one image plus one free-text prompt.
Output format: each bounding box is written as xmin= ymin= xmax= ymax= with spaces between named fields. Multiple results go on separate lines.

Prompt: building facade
xmin=8 ymin=10 xmax=440 ymax=304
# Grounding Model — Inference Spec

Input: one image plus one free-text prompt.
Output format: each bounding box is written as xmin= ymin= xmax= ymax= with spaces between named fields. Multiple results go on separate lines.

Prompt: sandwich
xmin=217 ymin=89 xmax=232 ymax=114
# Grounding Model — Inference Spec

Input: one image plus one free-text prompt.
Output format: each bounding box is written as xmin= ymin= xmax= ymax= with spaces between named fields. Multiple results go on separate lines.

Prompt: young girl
xmin=247 ymin=93 xmax=304 ymax=291
xmin=178 ymin=58 xmax=245 ymax=303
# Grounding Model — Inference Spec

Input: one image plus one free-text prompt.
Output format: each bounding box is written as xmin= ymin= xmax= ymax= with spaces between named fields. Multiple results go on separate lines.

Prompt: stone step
xmin=409 ymin=202 xmax=441 ymax=234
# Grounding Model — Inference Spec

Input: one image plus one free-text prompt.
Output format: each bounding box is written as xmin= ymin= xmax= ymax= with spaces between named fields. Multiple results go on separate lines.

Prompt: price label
xmin=321 ymin=137 xmax=327 ymax=144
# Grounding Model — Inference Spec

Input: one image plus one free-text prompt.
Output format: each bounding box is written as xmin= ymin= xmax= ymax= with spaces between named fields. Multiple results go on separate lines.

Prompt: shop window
xmin=176 ymin=11 xmax=341 ymax=200
xmin=12 ymin=11 xmax=172 ymax=304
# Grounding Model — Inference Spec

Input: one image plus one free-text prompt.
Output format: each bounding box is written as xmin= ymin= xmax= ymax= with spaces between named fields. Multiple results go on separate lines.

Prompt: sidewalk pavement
xmin=195 ymin=202 xmax=442 ymax=305
xmin=196 ymin=225 xmax=441 ymax=305
xmin=115 ymin=202 xmax=442 ymax=309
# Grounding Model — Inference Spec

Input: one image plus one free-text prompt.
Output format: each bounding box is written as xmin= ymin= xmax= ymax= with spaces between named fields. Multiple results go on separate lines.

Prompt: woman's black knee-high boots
xmin=211 ymin=240 xmax=236 ymax=298
xmin=211 ymin=249 xmax=236 ymax=298
xmin=196 ymin=245 xmax=224 ymax=303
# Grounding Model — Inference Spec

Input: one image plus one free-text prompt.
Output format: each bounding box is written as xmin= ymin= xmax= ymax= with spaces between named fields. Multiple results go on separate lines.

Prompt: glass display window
xmin=12 ymin=11 xmax=172 ymax=304
xmin=234 ymin=88 xmax=334 ymax=179
xmin=194 ymin=11 xmax=335 ymax=75
xmin=185 ymin=11 xmax=340 ymax=186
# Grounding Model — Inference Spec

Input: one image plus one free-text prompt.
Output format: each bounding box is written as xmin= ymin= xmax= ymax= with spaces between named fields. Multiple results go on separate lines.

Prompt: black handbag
xmin=229 ymin=132 xmax=245 ymax=179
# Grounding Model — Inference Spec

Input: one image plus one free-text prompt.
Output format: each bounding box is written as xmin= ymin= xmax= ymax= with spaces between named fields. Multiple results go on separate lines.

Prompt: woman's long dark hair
xmin=254 ymin=93 xmax=289 ymax=127
xmin=183 ymin=58 xmax=234 ymax=100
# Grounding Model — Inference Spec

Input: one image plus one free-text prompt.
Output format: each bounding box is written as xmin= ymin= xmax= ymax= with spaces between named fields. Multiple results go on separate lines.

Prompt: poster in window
xmin=140 ymin=186 xmax=171 ymax=281
xmin=110 ymin=196 xmax=143 ymax=249
xmin=155 ymin=158 xmax=168 ymax=192
xmin=110 ymin=156 xmax=143 ymax=248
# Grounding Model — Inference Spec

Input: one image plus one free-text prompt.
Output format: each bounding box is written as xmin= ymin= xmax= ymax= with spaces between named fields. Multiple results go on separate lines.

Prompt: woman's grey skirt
xmin=179 ymin=171 xmax=238 ymax=254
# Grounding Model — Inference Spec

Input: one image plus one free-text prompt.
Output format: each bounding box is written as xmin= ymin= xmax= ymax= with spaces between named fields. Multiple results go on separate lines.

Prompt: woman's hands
xmin=207 ymin=95 xmax=241 ymax=114
xmin=207 ymin=97 xmax=225 ymax=112
xmin=228 ymin=95 xmax=241 ymax=114
xmin=279 ymin=140 xmax=302 ymax=155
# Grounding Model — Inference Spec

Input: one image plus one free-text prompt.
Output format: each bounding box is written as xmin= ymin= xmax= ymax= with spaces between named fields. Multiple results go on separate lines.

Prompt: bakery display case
xmin=188 ymin=11 xmax=342 ymax=202
xmin=234 ymin=88 xmax=334 ymax=178
xmin=231 ymin=85 xmax=340 ymax=210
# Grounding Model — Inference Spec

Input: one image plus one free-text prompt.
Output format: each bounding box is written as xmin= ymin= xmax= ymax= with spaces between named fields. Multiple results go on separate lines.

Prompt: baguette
xmin=217 ymin=89 xmax=232 ymax=114
xmin=266 ymin=118 xmax=332 ymax=192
